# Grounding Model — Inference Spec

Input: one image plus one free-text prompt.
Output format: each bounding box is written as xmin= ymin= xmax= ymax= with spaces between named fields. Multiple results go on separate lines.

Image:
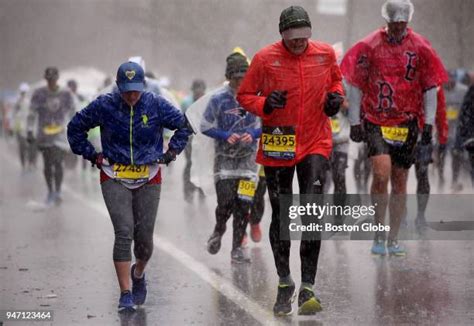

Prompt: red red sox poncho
xmin=341 ymin=28 xmax=448 ymax=127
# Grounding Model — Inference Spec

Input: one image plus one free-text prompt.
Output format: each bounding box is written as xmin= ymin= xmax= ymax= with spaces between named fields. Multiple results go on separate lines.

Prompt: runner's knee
xmin=113 ymin=226 xmax=133 ymax=261
xmin=134 ymin=240 xmax=154 ymax=262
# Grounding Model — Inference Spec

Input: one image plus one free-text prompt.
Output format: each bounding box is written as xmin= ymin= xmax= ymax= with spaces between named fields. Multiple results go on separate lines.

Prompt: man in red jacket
xmin=237 ymin=5 xmax=343 ymax=316
xmin=340 ymin=0 xmax=447 ymax=255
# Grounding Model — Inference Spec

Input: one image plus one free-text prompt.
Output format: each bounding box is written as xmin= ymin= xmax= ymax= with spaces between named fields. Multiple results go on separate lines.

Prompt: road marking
xmin=63 ymin=185 xmax=283 ymax=326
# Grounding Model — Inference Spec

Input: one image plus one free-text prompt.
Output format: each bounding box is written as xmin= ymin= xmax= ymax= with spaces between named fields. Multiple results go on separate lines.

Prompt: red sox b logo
xmin=405 ymin=52 xmax=417 ymax=81
xmin=376 ymin=81 xmax=394 ymax=112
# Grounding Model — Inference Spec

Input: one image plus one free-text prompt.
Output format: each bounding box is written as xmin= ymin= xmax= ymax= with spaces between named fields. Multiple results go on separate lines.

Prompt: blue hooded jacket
xmin=201 ymin=85 xmax=261 ymax=156
xmin=67 ymin=91 xmax=191 ymax=165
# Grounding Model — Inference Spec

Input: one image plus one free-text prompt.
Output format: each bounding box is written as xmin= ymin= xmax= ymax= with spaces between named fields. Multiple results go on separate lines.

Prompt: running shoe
xmin=387 ymin=239 xmax=406 ymax=256
xmin=250 ymin=223 xmax=262 ymax=243
xmin=298 ymin=287 xmax=322 ymax=315
xmin=131 ymin=264 xmax=147 ymax=305
xmin=415 ymin=216 xmax=428 ymax=234
xmin=118 ymin=290 xmax=136 ymax=312
xmin=45 ymin=192 xmax=55 ymax=206
xmin=53 ymin=192 xmax=62 ymax=206
xmin=207 ymin=231 xmax=222 ymax=255
xmin=273 ymin=283 xmax=296 ymax=316
xmin=371 ymin=236 xmax=387 ymax=256
xmin=231 ymin=247 xmax=251 ymax=264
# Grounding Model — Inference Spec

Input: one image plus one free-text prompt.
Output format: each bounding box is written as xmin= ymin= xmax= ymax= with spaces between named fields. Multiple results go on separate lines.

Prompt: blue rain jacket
xmin=67 ymin=91 xmax=191 ymax=165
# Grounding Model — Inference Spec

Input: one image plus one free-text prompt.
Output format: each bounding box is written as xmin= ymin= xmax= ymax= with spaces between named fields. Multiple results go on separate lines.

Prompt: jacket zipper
xmin=297 ymin=57 xmax=304 ymax=155
xmin=130 ymin=105 xmax=134 ymax=165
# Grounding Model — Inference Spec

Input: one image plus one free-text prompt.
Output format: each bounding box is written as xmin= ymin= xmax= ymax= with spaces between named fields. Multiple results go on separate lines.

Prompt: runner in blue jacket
xmin=67 ymin=61 xmax=191 ymax=312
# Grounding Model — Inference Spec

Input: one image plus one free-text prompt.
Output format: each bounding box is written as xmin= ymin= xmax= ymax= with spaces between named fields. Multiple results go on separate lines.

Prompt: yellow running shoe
xmin=298 ymin=287 xmax=322 ymax=315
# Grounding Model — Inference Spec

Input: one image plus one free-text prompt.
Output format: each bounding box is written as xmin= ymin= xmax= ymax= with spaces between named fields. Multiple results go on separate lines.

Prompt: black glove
xmin=350 ymin=125 xmax=365 ymax=143
xmin=421 ymin=124 xmax=433 ymax=145
xmin=464 ymin=138 xmax=474 ymax=152
xmin=415 ymin=143 xmax=433 ymax=165
xmin=90 ymin=152 xmax=104 ymax=169
xmin=26 ymin=131 xmax=35 ymax=144
xmin=159 ymin=150 xmax=177 ymax=166
xmin=263 ymin=90 xmax=287 ymax=115
xmin=324 ymin=92 xmax=344 ymax=117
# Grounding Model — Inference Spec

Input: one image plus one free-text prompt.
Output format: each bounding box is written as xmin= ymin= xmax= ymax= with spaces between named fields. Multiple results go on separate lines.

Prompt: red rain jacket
xmin=237 ymin=40 xmax=343 ymax=167
xmin=340 ymin=28 xmax=448 ymax=127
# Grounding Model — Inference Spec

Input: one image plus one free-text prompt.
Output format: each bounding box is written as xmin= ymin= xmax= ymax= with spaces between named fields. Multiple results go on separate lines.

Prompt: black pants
xmin=469 ymin=151 xmax=474 ymax=187
xmin=213 ymin=179 xmax=251 ymax=250
xmin=265 ymin=154 xmax=327 ymax=284
xmin=40 ymin=146 xmax=65 ymax=193
xmin=326 ymin=151 xmax=348 ymax=195
xmin=248 ymin=176 xmax=266 ymax=225
xmin=183 ymin=136 xmax=194 ymax=196
xmin=415 ymin=160 xmax=430 ymax=217
xmin=17 ymin=134 xmax=37 ymax=168
xmin=451 ymin=148 xmax=463 ymax=184
xmin=354 ymin=144 xmax=371 ymax=193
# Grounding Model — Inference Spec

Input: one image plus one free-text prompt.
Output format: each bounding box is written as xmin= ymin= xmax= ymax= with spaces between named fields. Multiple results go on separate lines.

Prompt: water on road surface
xmin=1 ymin=139 xmax=473 ymax=326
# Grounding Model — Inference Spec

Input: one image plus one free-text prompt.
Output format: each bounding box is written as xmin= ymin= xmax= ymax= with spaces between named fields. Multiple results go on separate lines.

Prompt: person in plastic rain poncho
xmin=202 ymin=52 xmax=261 ymax=264
xmin=340 ymin=0 xmax=448 ymax=256
xmin=13 ymin=83 xmax=38 ymax=171
xmin=181 ymin=79 xmax=206 ymax=201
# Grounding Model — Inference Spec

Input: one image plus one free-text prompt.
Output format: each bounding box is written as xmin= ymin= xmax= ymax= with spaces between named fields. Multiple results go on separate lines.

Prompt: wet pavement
xmin=1 ymin=138 xmax=473 ymax=326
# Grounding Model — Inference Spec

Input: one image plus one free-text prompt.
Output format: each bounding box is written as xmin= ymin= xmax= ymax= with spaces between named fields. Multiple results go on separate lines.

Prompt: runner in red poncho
xmin=340 ymin=0 xmax=448 ymax=256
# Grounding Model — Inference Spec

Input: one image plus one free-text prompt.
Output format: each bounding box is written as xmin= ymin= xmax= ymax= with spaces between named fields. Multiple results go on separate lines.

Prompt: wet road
xmin=1 ymin=138 xmax=473 ymax=326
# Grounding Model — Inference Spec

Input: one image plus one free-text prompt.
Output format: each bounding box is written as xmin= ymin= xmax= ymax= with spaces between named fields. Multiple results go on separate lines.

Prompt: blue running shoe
xmin=118 ymin=290 xmax=136 ymax=312
xmin=387 ymin=240 xmax=406 ymax=256
xmin=131 ymin=264 xmax=147 ymax=305
xmin=371 ymin=238 xmax=386 ymax=256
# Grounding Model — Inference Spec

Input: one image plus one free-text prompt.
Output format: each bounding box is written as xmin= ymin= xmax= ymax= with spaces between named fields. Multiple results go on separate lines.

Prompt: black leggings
xmin=40 ymin=146 xmax=65 ymax=193
xmin=17 ymin=135 xmax=37 ymax=168
xmin=264 ymin=154 xmax=327 ymax=284
xmin=451 ymin=148 xmax=463 ymax=184
xmin=415 ymin=161 xmax=430 ymax=217
xmin=248 ymin=177 xmax=267 ymax=225
xmin=213 ymin=179 xmax=251 ymax=250
xmin=354 ymin=144 xmax=371 ymax=193
xmin=326 ymin=151 xmax=348 ymax=195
